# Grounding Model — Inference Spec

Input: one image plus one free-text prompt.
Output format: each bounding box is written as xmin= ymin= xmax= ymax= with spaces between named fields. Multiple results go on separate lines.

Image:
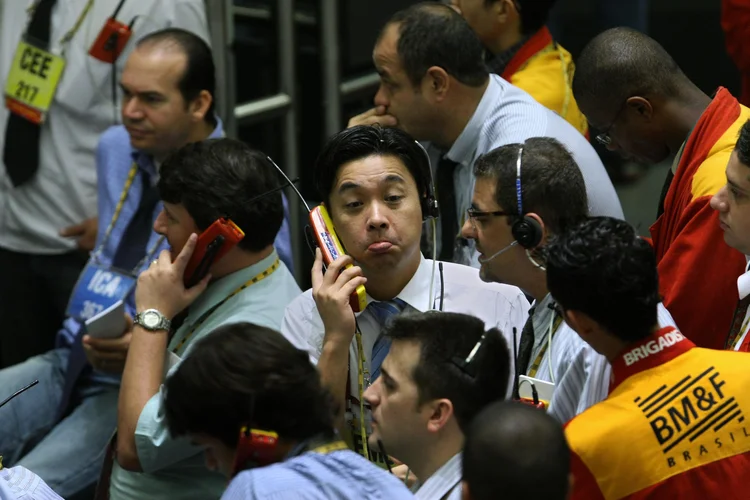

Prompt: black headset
xmin=413 ymin=141 xmax=440 ymax=221
xmin=511 ymin=145 xmax=543 ymax=249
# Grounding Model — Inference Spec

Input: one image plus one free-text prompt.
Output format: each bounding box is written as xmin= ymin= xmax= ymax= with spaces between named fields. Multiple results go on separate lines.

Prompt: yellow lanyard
xmin=354 ymin=327 xmax=371 ymax=461
xmin=171 ymin=258 xmax=281 ymax=353
xmin=26 ymin=0 xmax=96 ymax=51
xmin=93 ymin=162 xmax=164 ymax=274
xmin=309 ymin=440 xmax=348 ymax=455
xmin=527 ymin=313 xmax=563 ymax=378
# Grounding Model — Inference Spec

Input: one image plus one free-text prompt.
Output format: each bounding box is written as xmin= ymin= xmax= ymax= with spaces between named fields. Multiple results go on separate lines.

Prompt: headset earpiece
xmin=511 ymin=215 xmax=543 ymax=249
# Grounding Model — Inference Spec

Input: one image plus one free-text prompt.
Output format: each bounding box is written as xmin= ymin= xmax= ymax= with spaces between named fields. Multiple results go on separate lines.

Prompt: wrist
xmin=322 ymin=330 xmax=355 ymax=351
xmin=134 ymin=309 xmax=172 ymax=333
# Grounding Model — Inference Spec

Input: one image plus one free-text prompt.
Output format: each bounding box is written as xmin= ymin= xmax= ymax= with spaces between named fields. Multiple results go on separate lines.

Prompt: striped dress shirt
xmin=414 ymin=453 xmax=462 ymax=500
xmin=0 ymin=466 xmax=62 ymax=499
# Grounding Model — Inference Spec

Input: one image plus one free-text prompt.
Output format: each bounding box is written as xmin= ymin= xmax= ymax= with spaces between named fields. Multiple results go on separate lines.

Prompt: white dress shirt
xmin=414 ymin=453 xmax=462 ymax=500
xmin=428 ymin=74 xmax=624 ymax=266
xmin=532 ymin=296 xmax=678 ymax=423
xmin=0 ymin=0 xmax=209 ymax=254
xmin=0 ymin=466 xmax=62 ymax=499
xmin=731 ymin=256 xmax=750 ymax=351
xmin=281 ymin=254 xmax=529 ymax=410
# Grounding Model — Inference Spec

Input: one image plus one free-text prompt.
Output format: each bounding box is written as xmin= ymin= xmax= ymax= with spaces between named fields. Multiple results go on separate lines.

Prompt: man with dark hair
xmin=712 ymin=120 xmax=750 ymax=352
xmin=106 ymin=138 xmax=300 ymax=499
xmin=460 ymin=138 xmax=675 ymax=422
xmin=462 ymin=401 xmax=570 ymax=500
xmin=163 ymin=322 xmax=413 ymax=499
xmin=573 ymin=27 xmax=749 ymax=350
xmin=348 ymin=1 xmax=622 ymax=266
xmin=282 ymin=125 xmax=528 ymax=469
xmin=363 ymin=312 xmax=510 ymax=499
xmin=452 ymin=0 xmax=588 ymax=136
xmin=548 ymin=216 xmax=750 ymax=499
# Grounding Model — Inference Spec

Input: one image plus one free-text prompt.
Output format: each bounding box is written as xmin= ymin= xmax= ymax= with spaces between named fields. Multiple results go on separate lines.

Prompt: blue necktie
xmin=369 ymin=298 xmax=407 ymax=381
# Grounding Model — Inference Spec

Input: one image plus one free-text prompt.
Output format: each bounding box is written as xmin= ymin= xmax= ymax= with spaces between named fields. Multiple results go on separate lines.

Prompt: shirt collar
xmin=445 ymin=77 xmax=501 ymax=164
xmin=415 ymin=453 xmax=462 ymax=499
xmin=737 ymin=256 xmax=750 ymax=300
xmin=609 ymin=326 xmax=695 ymax=393
xmin=184 ymin=249 xmax=279 ymax=323
xmin=359 ymin=254 xmax=435 ymax=313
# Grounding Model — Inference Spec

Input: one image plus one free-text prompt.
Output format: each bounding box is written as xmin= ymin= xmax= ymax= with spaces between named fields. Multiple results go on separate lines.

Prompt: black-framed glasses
xmin=595 ymin=102 xmax=627 ymax=147
xmin=465 ymin=208 xmax=512 ymax=229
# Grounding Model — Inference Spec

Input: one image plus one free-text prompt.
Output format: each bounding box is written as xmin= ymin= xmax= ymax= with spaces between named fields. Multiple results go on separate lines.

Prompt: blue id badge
xmin=65 ymin=260 xmax=137 ymax=321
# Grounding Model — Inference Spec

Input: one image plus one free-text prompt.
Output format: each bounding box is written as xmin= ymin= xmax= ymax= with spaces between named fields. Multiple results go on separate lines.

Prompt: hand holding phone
xmin=183 ymin=218 xmax=245 ymax=288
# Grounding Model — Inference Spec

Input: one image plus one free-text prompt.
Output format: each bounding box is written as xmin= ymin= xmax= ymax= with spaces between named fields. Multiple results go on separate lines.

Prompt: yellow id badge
xmin=4 ymin=40 xmax=66 ymax=124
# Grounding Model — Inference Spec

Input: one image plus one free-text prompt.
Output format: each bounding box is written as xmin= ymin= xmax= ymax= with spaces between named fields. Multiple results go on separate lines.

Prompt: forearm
xmin=318 ymin=335 xmax=351 ymax=432
xmin=117 ymin=326 xmax=167 ymax=471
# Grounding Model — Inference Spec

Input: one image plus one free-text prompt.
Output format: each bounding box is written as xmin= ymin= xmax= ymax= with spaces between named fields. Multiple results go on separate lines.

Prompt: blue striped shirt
xmin=221 ymin=450 xmax=414 ymax=500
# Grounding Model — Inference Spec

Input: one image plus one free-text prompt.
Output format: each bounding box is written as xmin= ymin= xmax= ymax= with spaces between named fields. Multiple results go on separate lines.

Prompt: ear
xmin=525 ymin=212 xmax=546 ymax=248
xmin=424 ymin=67 xmax=450 ymax=101
xmin=625 ymin=96 xmax=653 ymax=121
xmin=190 ymin=89 xmax=213 ymax=122
xmin=426 ymin=398 xmax=454 ymax=433
xmin=496 ymin=0 xmax=513 ymax=24
xmin=563 ymin=310 xmax=597 ymax=340
xmin=461 ymin=480 xmax=471 ymax=500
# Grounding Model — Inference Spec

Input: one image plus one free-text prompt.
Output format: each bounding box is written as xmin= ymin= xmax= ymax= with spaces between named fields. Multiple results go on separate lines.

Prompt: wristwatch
xmin=135 ymin=309 xmax=172 ymax=332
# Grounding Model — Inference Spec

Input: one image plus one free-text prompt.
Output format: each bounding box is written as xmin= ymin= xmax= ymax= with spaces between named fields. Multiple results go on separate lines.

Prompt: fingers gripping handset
xmin=183 ymin=218 xmax=245 ymax=288
xmin=310 ymin=205 xmax=367 ymax=312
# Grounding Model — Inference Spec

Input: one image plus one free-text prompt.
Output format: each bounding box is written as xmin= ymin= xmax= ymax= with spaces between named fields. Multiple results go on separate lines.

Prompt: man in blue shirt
xmin=110 ymin=138 xmax=301 ymax=499
xmin=163 ymin=322 xmax=413 ymax=500
xmin=0 ymin=28 xmax=291 ymax=498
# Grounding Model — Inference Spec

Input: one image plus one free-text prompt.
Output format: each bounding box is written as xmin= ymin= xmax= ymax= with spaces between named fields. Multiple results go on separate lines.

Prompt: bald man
xmin=462 ymin=401 xmax=570 ymax=500
xmin=573 ymin=27 xmax=750 ymax=351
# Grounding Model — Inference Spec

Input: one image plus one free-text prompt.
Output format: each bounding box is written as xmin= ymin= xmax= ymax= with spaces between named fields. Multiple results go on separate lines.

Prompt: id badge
xmin=4 ymin=38 xmax=66 ymax=124
xmin=66 ymin=261 xmax=136 ymax=321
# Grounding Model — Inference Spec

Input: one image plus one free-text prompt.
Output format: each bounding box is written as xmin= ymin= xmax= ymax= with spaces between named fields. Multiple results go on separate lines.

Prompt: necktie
xmin=369 ymin=298 xmax=407 ymax=380
xmin=513 ymin=304 xmax=537 ymax=397
xmin=436 ymin=156 xmax=460 ymax=262
xmin=726 ymin=294 xmax=750 ymax=349
xmin=3 ymin=0 xmax=58 ymax=187
xmin=112 ymin=172 xmax=160 ymax=271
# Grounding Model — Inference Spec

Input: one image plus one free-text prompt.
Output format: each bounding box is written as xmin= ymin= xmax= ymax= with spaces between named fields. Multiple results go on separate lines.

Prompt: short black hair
xmin=485 ymin=0 xmax=558 ymax=36
xmin=159 ymin=138 xmax=284 ymax=252
xmin=384 ymin=2 xmax=488 ymax=88
xmin=474 ymin=137 xmax=588 ymax=236
xmin=384 ymin=312 xmax=510 ymax=433
xmin=573 ymin=27 xmax=688 ymax=117
xmin=463 ymin=401 xmax=569 ymax=500
xmin=164 ymin=322 xmax=335 ymax=448
xmin=137 ymin=28 xmax=217 ymax=126
xmin=545 ymin=217 xmax=660 ymax=342
xmin=313 ymin=125 xmax=431 ymax=213
xmin=736 ymin=120 xmax=750 ymax=167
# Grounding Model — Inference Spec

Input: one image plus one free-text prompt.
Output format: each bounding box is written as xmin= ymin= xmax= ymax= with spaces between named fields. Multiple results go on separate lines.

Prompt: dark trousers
xmin=0 ymin=247 xmax=88 ymax=367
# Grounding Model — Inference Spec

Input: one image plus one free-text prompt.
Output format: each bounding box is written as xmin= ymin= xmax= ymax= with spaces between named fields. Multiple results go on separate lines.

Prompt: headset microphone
xmin=478 ymin=240 xmax=518 ymax=263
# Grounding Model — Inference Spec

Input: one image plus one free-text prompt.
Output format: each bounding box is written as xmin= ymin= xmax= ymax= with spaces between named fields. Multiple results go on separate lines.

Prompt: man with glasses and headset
xmin=460 ymin=137 xmax=676 ymax=423
xmin=573 ymin=27 xmax=750 ymax=351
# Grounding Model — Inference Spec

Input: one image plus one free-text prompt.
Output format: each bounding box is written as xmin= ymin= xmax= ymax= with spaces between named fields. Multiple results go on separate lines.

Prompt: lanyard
xmin=527 ymin=313 xmax=563 ymax=378
xmin=92 ymin=162 xmax=164 ymax=275
xmin=354 ymin=325 xmax=371 ymax=461
xmin=171 ymin=258 xmax=281 ymax=353
xmin=309 ymin=440 xmax=348 ymax=455
xmin=26 ymin=0 xmax=96 ymax=52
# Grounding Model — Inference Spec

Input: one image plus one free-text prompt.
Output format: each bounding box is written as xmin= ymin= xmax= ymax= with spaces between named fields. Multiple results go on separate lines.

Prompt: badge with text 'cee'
xmin=4 ymin=40 xmax=66 ymax=125
xmin=66 ymin=262 xmax=136 ymax=322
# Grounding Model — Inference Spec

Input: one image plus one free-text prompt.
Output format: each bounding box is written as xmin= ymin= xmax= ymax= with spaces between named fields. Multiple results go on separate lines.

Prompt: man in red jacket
xmin=573 ymin=27 xmax=750 ymax=350
xmin=721 ymin=0 xmax=750 ymax=107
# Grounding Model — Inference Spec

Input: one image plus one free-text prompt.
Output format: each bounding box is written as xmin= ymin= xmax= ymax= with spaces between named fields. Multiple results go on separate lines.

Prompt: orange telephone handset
xmin=309 ymin=205 xmax=367 ymax=312
xmin=183 ymin=218 xmax=245 ymax=288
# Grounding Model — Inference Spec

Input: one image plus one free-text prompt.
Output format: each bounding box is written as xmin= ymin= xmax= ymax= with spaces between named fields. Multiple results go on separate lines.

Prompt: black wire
xmin=0 ymin=380 xmax=39 ymax=409
xmin=438 ymin=262 xmax=445 ymax=312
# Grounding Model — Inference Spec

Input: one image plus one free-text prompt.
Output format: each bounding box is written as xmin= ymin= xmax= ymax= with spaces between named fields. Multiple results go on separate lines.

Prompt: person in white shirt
xmin=281 ymin=125 xmax=528 ymax=466
xmin=711 ymin=119 xmax=750 ymax=352
xmin=460 ymin=137 xmax=676 ymax=423
xmin=0 ymin=0 xmax=209 ymax=367
xmin=347 ymin=1 xmax=622 ymax=266
xmin=0 ymin=465 xmax=62 ymax=500
xmin=363 ymin=311 xmax=511 ymax=500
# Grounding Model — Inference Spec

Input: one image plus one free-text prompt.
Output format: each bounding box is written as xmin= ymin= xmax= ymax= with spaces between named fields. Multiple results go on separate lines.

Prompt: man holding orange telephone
xmin=281 ymin=125 xmax=528 ymax=469
xmin=110 ymin=138 xmax=301 ymax=499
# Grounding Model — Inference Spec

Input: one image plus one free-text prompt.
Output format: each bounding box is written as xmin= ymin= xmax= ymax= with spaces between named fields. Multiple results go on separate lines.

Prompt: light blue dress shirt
xmin=108 ymin=250 xmax=302 ymax=500
xmin=221 ymin=449 xmax=414 ymax=500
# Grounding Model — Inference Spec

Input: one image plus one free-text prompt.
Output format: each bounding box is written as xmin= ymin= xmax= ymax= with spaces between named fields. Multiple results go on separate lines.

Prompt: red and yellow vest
xmin=502 ymin=27 xmax=588 ymax=137
xmin=566 ymin=327 xmax=750 ymax=499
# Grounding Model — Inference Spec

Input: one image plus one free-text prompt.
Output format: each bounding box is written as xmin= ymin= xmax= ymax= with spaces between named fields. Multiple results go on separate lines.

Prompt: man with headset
xmin=460 ymin=137 xmax=676 ymax=422
xmin=163 ymin=322 xmax=414 ymax=499
xmin=347 ymin=2 xmax=622 ymax=266
xmin=281 ymin=125 xmax=528 ymax=467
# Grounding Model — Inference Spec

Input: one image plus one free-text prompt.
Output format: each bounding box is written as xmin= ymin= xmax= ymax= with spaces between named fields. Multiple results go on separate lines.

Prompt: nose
xmin=153 ymin=209 xmax=168 ymax=235
xmin=374 ymin=82 xmax=389 ymax=109
xmin=710 ymin=185 xmax=729 ymax=212
xmin=363 ymin=379 xmax=379 ymax=406
xmin=460 ymin=217 xmax=475 ymax=240
xmin=122 ymin=95 xmax=143 ymax=122
xmin=366 ymin=202 xmax=389 ymax=230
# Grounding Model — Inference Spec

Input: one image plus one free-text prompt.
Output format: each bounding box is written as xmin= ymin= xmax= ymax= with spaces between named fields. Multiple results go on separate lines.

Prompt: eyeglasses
xmin=595 ymin=102 xmax=627 ymax=147
xmin=465 ymin=207 xmax=512 ymax=229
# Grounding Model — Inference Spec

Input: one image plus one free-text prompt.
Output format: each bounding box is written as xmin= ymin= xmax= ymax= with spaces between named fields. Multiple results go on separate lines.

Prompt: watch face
xmin=143 ymin=311 xmax=160 ymax=328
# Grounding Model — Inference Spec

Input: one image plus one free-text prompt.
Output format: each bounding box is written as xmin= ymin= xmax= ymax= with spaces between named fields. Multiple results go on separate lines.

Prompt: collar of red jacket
xmin=501 ymin=25 xmax=553 ymax=81
xmin=609 ymin=326 xmax=696 ymax=393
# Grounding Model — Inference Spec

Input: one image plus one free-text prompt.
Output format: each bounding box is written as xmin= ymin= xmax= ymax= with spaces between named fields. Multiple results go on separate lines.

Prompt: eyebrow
xmin=337 ymin=175 xmax=406 ymax=195
xmin=119 ymin=83 xmax=164 ymax=99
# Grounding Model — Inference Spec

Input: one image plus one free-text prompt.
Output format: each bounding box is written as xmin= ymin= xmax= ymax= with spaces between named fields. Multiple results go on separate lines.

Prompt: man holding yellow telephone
xmin=281 ymin=125 xmax=528 ymax=467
